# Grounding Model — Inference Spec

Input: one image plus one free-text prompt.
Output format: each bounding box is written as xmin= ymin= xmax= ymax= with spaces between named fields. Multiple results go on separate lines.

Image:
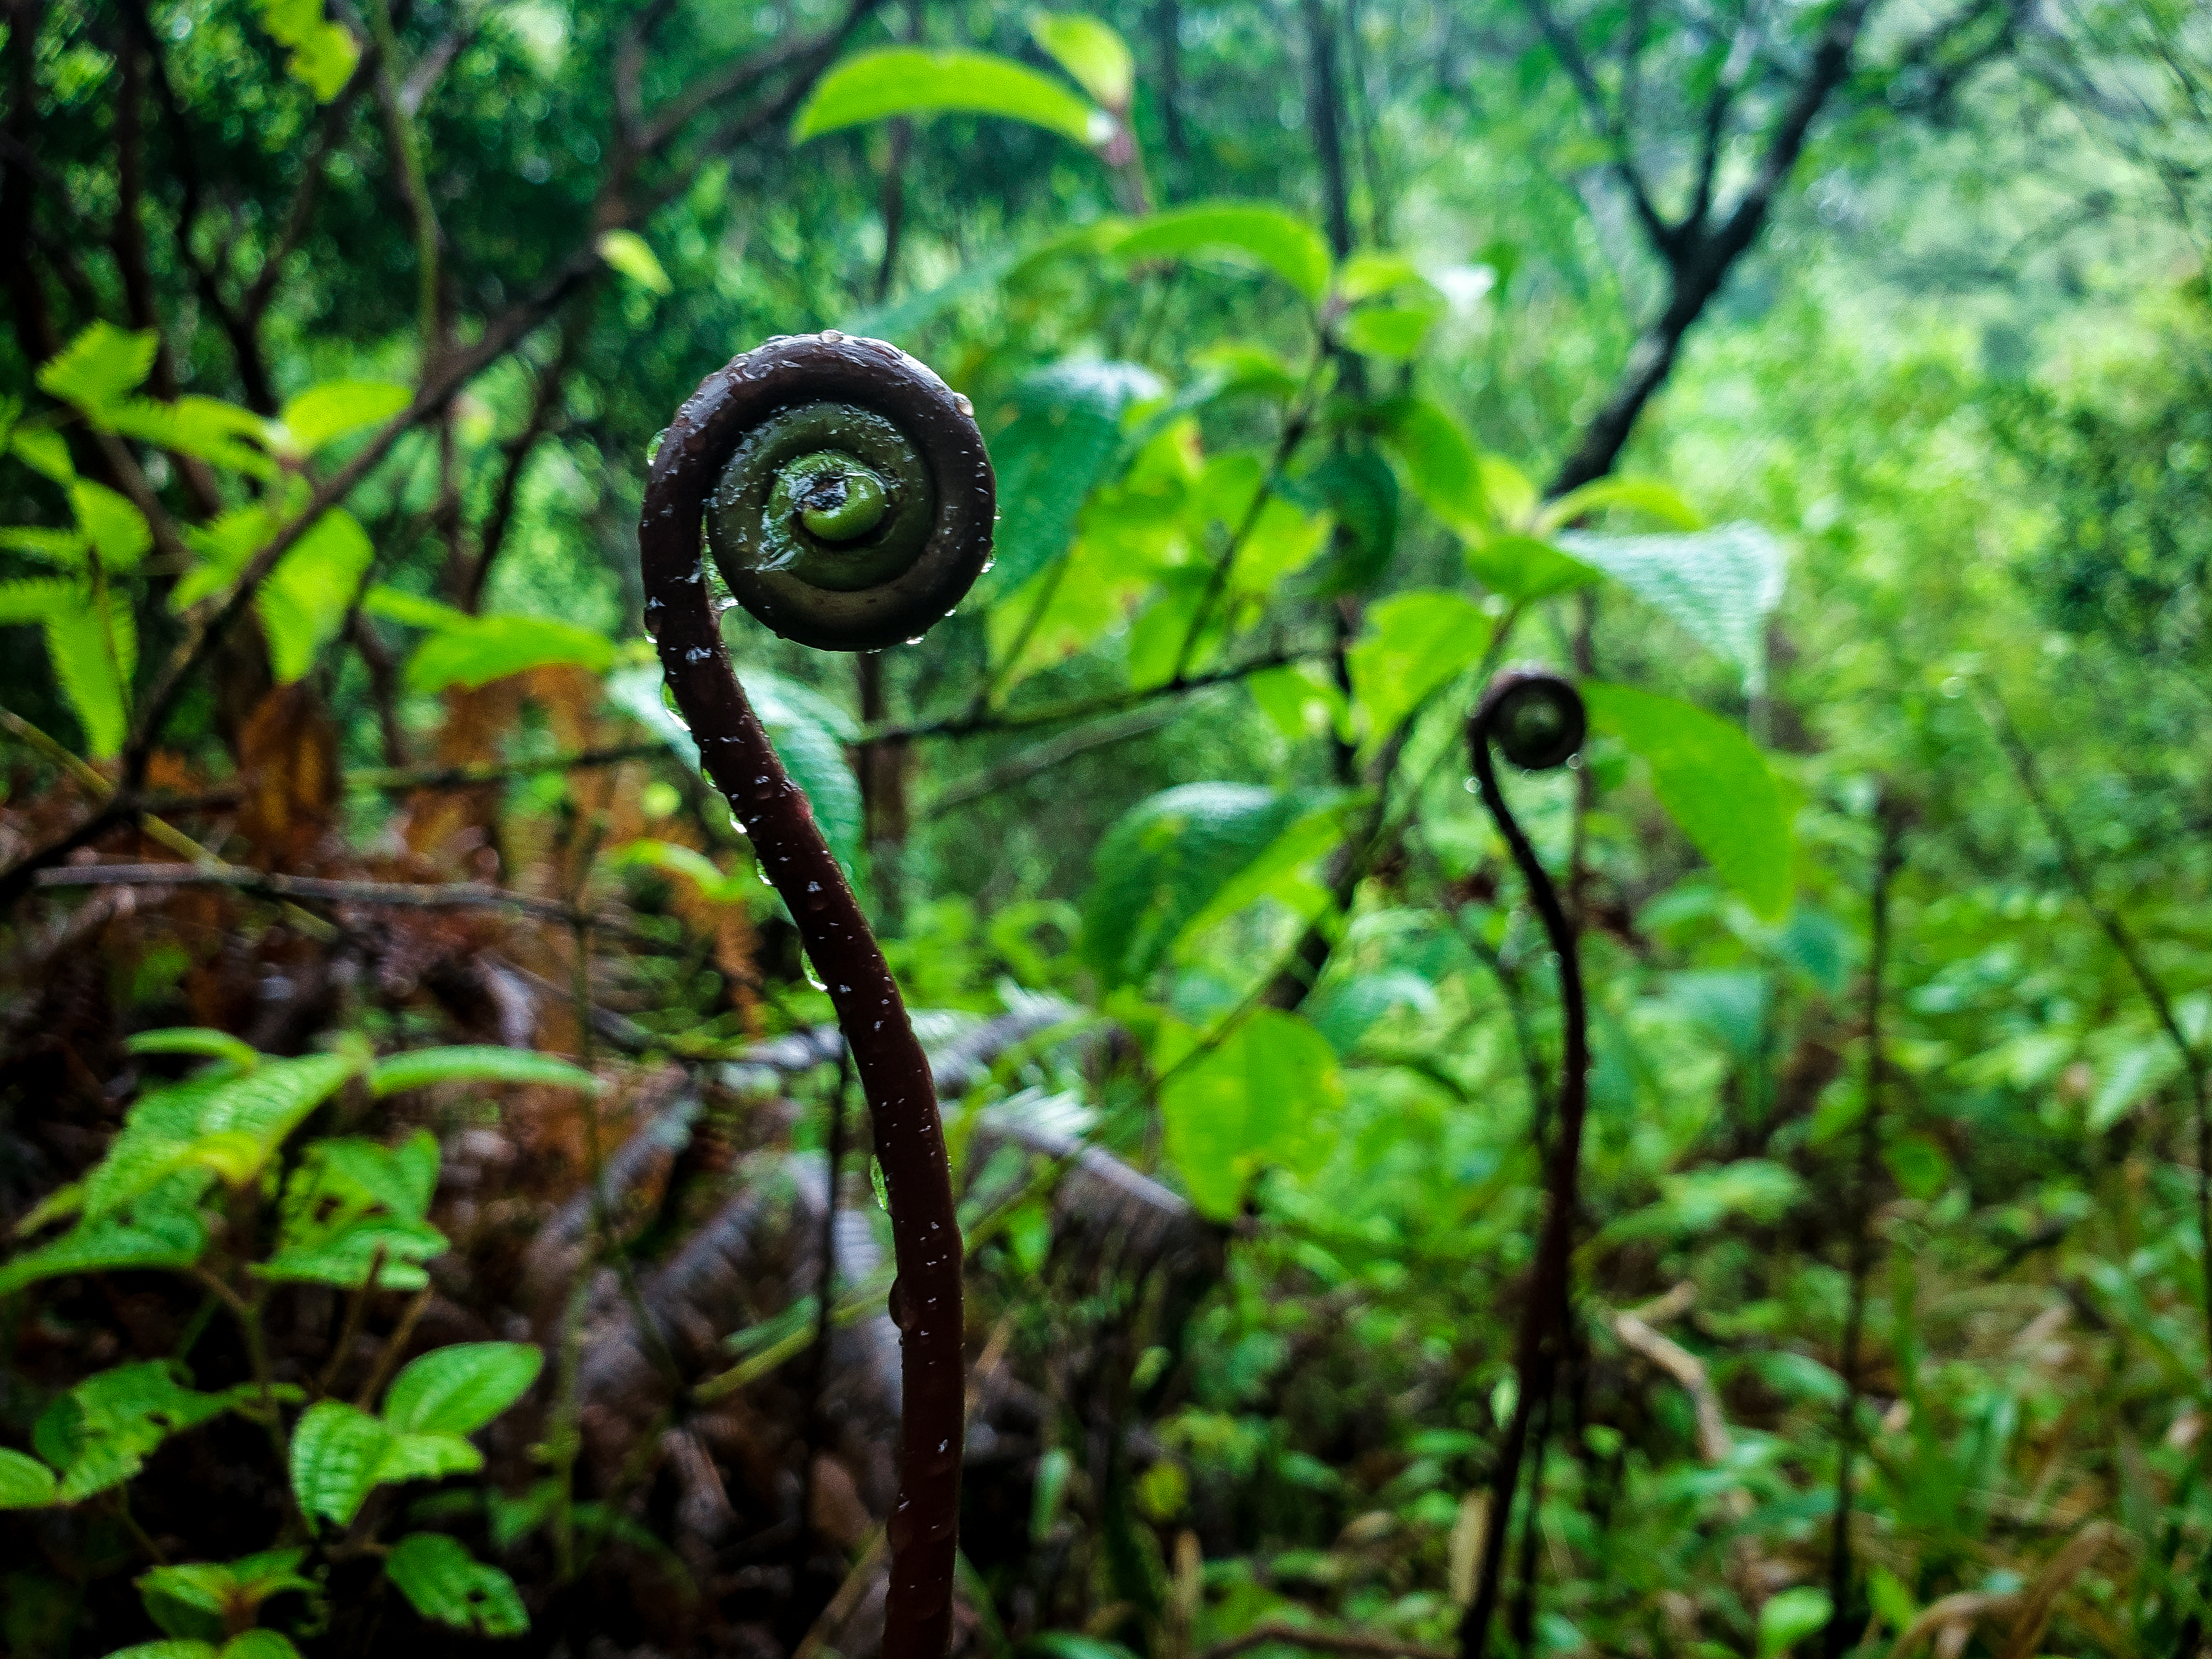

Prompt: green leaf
xmin=259 ymin=508 xmax=374 ymax=684
xmin=1178 ymin=794 xmax=1357 ymax=940
xmin=10 ymin=426 xmax=76 ymax=484
xmin=403 ymin=613 xmax=614 ymax=693
xmin=104 ymin=1644 xmax=219 ymax=1659
xmin=1161 ymin=1009 xmax=1344 ymax=1218
xmin=1380 ymin=399 xmax=1486 ymax=536
xmin=1306 ymin=969 xmax=1438 ymax=1056
xmin=792 ymin=48 xmax=1109 ymax=148
xmin=1082 ymin=784 xmax=1321 ymax=988
xmin=1463 ymin=533 xmax=1596 ymax=605
xmin=256 ymin=0 xmax=360 ymax=99
xmin=1247 ymin=661 xmax=1348 ymax=746
xmin=1345 ymin=589 xmax=1493 ymax=754
xmin=1340 ymin=300 xmax=1441 ymax=359
xmin=1303 ymin=449 xmax=1398 ymax=595
xmin=1601 ymin=1159 xmax=1804 ymax=1247
xmin=989 ymin=360 xmax=1158 ymax=592
xmin=1114 ymin=202 xmax=1332 ymax=303
xmin=222 ymin=1635 xmax=304 ymax=1659
xmin=1029 ymin=12 xmax=1133 ymax=107
xmin=0 ymin=1172 xmax=211 ymax=1295
xmin=279 ymin=381 xmax=410 ymax=454
xmin=1554 ymin=523 xmax=1785 ymax=692
xmin=43 ymin=590 xmax=134 ymax=758
xmin=747 ymin=669 xmax=866 ymax=873
xmin=257 ymin=1132 xmax=447 ymax=1290
xmin=127 ymin=1028 xmax=262 ymax=1071
xmin=1582 ymin=682 xmax=1793 ymax=920
xmin=380 ymin=1342 xmax=543 ymax=1435
xmin=375 ymin=1431 xmax=483 ymax=1483
xmin=362 ymin=584 xmax=471 ymax=631
xmin=36 ymin=323 xmax=158 ymax=416
xmin=0 ymin=1447 xmax=58 ymax=1508
xmin=103 ymin=397 xmax=275 ymax=478
xmin=139 ymin=1549 xmax=312 ymax=1641
xmin=289 ymin=1401 xmax=395 ymax=1527
xmin=1757 ymin=1586 xmax=1833 ymax=1658
xmin=0 ymin=525 xmax=87 ymax=566
xmin=1537 ymin=475 xmax=1702 ymax=534
xmin=36 ymin=1361 xmax=257 ymax=1502
xmin=385 ymin=1533 xmax=529 ymax=1637
xmin=596 ymin=229 xmax=671 ymax=295
xmin=369 ymin=1046 xmax=597 ymax=1096
xmin=0 ymin=577 xmax=74 ymax=624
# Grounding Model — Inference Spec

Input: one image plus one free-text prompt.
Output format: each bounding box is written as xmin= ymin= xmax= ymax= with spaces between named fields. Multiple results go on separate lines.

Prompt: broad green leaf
xmin=1340 ymin=301 xmax=1441 ymax=359
xmin=1030 ymin=12 xmax=1133 ymax=107
xmin=746 ymin=670 xmax=866 ymax=872
xmin=35 ymin=1361 xmax=263 ymax=1502
xmin=374 ymin=1431 xmax=484 ymax=1482
xmin=1307 ymin=969 xmax=1438 ymax=1056
xmin=616 ymin=838 xmax=753 ymax=904
xmin=0 ymin=1172 xmax=211 ymax=1295
xmin=11 ymin=425 xmax=76 ymax=484
xmin=792 ymin=48 xmax=1110 ymax=148
xmin=1304 ymin=450 xmax=1398 ymax=595
xmin=361 ymin=583 xmax=471 ymax=631
xmin=1600 ymin=1159 xmax=1803 ymax=1247
xmin=1667 ymin=968 xmax=1771 ymax=1063
xmin=1757 ymin=1586 xmax=1833 ymax=1658
xmin=596 ymin=229 xmax=672 ymax=295
xmin=1463 ymin=533 xmax=1596 ymax=605
xmin=403 ymin=613 xmax=615 ymax=692
xmin=290 ymin=1401 xmax=395 ymax=1526
xmin=36 ymin=322 xmax=157 ymax=416
xmin=1555 ymin=523 xmax=1785 ymax=691
xmin=1381 ymin=399 xmax=1486 ymax=536
xmin=103 ymin=1644 xmax=218 ymax=1659
xmin=384 ymin=1532 xmax=529 ymax=1637
xmin=44 ymin=590 xmax=134 ymax=758
xmin=1178 ymin=793 xmax=1357 ymax=940
xmin=381 ymin=1342 xmax=543 ymax=1435
xmin=127 ymin=1028 xmax=261 ymax=1071
xmin=279 ymin=381 xmax=410 ymax=454
xmin=1334 ymin=250 xmax=1426 ymax=301
xmin=1345 ymin=589 xmax=1493 ymax=755
xmin=0 ymin=1447 xmax=58 ymax=1508
xmin=989 ymin=360 xmax=1159 ymax=592
xmin=1246 ymin=661 xmax=1348 ymax=745
xmin=256 ymin=0 xmax=360 ymax=99
xmin=1582 ymin=682 xmax=1793 ymax=919
xmin=139 ymin=1549 xmax=312 ymax=1641
xmin=222 ymin=1636 xmax=304 ymax=1659
xmin=1115 ymin=203 xmax=1332 ymax=303
xmin=258 ymin=1132 xmax=447 ymax=1290
xmin=1536 ymin=475 xmax=1702 ymax=534
xmin=1081 ymin=784 xmax=1319 ymax=988
xmin=369 ymin=1046 xmax=597 ymax=1096
xmin=260 ymin=508 xmax=374 ymax=683
xmin=1161 ymin=1009 xmax=1343 ymax=1218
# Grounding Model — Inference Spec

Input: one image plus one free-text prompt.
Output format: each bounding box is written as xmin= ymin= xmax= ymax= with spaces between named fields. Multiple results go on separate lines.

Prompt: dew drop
xmin=821 ymin=328 xmax=844 ymax=342
xmin=952 ymin=393 xmax=973 ymax=417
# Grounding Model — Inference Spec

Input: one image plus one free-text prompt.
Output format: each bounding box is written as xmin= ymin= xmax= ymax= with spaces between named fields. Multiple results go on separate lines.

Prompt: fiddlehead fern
xmin=1459 ymin=668 xmax=1589 ymax=1659
xmin=640 ymin=333 xmax=992 ymax=1659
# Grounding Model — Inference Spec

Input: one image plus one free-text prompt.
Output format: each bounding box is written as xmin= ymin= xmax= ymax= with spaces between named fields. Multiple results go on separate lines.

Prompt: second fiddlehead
xmin=1458 ymin=668 xmax=1589 ymax=1659
xmin=640 ymin=333 xmax=992 ymax=1659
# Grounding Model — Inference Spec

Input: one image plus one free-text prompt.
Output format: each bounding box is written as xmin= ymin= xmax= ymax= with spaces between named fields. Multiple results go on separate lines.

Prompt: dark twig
xmin=1825 ymin=792 xmax=1905 ymax=1657
xmin=1459 ymin=669 xmax=1589 ymax=1659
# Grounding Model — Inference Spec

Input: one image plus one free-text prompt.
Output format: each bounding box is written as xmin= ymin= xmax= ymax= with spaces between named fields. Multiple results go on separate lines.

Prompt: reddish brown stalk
xmin=639 ymin=337 xmax=988 ymax=1659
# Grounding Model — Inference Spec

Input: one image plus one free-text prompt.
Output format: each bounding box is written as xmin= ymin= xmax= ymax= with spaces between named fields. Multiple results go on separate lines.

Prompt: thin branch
xmin=346 ymin=741 xmax=667 ymax=794
xmin=1522 ymin=0 xmax=1677 ymax=257
xmin=462 ymin=314 xmax=584 ymax=610
xmin=919 ymin=702 xmax=1183 ymax=818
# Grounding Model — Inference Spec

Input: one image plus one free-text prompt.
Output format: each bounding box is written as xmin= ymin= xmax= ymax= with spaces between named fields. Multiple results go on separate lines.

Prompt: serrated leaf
xmin=0 ymin=1171 xmax=211 ymax=1295
xmin=384 ymin=1532 xmax=528 ymax=1637
xmin=10 ymin=426 xmax=76 ymax=484
xmin=1115 ymin=202 xmax=1332 ymax=303
xmin=259 ymin=509 xmax=374 ymax=683
xmin=0 ymin=577 xmax=73 ymax=623
xmin=290 ymin=1401 xmax=395 ymax=1526
xmin=1555 ymin=523 xmax=1785 ymax=692
xmin=989 ymin=360 xmax=1159 ymax=593
xmin=38 ymin=1361 xmax=252 ymax=1502
xmin=382 ymin=1342 xmax=543 ymax=1435
xmin=36 ymin=323 xmax=157 ymax=416
xmin=375 ymin=1431 xmax=484 ymax=1482
xmin=279 ymin=381 xmax=410 ymax=455
xmin=103 ymin=397 xmax=274 ymax=477
xmin=1346 ymin=589 xmax=1492 ymax=755
xmin=1584 ymin=682 xmax=1793 ymax=919
xmin=257 ymin=1132 xmax=445 ymax=1290
xmin=0 ymin=1447 xmax=58 ymax=1508
xmin=369 ymin=1045 xmax=598 ymax=1096
xmin=1082 ymin=784 xmax=1321 ymax=988
xmin=0 ymin=524 xmax=87 ymax=566
xmin=1161 ymin=1009 xmax=1343 ymax=1218
xmin=596 ymin=229 xmax=671 ymax=295
xmin=1030 ymin=12 xmax=1133 ymax=107
xmin=138 ymin=1549 xmax=312 ymax=1640
xmin=43 ymin=591 xmax=133 ymax=758
xmin=403 ymin=613 xmax=614 ymax=692
xmin=793 ymin=48 xmax=1109 ymax=147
